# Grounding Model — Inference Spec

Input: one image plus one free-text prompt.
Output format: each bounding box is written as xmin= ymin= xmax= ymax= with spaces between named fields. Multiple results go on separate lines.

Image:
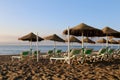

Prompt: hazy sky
xmin=0 ymin=0 xmax=120 ymax=43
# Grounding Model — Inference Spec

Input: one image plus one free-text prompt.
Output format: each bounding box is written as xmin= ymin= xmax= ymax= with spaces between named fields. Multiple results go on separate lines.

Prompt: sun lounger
xmin=11 ymin=56 xmax=21 ymax=61
xmin=31 ymin=50 xmax=40 ymax=59
xmin=91 ymin=48 xmax=107 ymax=62
xmin=47 ymin=50 xmax=54 ymax=57
xmin=55 ymin=49 xmax=62 ymax=56
xmin=11 ymin=51 xmax=30 ymax=61
xmin=105 ymin=48 xmax=115 ymax=60
xmin=80 ymin=48 xmax=93 ymax=63
xmin=50 ymin=49 xmax=81 ymax=64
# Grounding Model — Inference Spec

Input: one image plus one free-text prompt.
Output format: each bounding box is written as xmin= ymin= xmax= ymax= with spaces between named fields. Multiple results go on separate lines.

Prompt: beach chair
xmin=31 ymin=50 xmax=40 ymax=59
xmin=82 ymin=48 xmax=93 ymax=62
xmin=113 ymin=49 xmax=120 ymax=59
xmin=11 ymin=55 xmax=21 ymax=61
xmin=11 ymin=51 xmax=29 ymax=61
xmin=50 ymin=49 xmax=81 ymax=64
xmin=47 ymin=50 xmax=54 ymax=57
xmin=55 ymin=49 xmax=62 ymax=55
xmin=105 ymin=48 xmax=115 ymax=60
xmin=92 ymin=48 xmax=107 ymax=62
xmin=20 ymin=51 xmax=30 ymax=60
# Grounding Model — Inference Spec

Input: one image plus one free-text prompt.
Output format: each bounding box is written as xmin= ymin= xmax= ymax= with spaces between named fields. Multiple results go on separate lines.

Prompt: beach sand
xmin=0 ymin=55 xmax=120 ymax=80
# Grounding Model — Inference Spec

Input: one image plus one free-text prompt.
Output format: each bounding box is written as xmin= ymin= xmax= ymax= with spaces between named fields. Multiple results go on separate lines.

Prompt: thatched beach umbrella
xmin=65 ymin=36 xmax=81 ymax=50
xmin=65 ymin=36 xmax=81 ymax=43
xmin=83 ymin=37 xmax=95 ymax=44
xmin=96 ymin=38 xmax=107 ymax=43
xmin=109 ymin=39 xmax=118 ymax=44
xmin=63 ymin=23 xmax=103 ymax=48
xmin=18 ymin=32 xmax=43 ymax=50
xmin=44 ymin=34 xmax=65 ymax=53
xmin=63 ymin=23 xmax=103 ymax=64
xmin=118 ymin=40 xmax=120 ymax=44
xmin=83 ymin=37 xmax=95 ymax=48
xmin=96 ymin=38 xmax=107 ymax=47
xmin=102 ymin=27 xmax=120 ymax=47
xmin=18 ymin=32 xmax=44 ymax=62
xmin=18 ymin=32 xmax=43 ymax=42
xmin=108 ymin=39 xmax=119 ymax=48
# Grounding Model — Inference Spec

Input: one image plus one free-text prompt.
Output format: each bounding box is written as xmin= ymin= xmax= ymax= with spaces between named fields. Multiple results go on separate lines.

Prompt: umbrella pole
xmin=36 ymin=32 xmax=39 ymax=62
xmin=117 ymin=44 xmax=119 ymax=49
xmin=106 ymin=35 xmax=109 ymax=47
xmin=30 ymin=40 xmax=32 ymax=55
xmin=67 ymin=27 xmax=70 ymax=64
xmin=81 ymin=32 xmax=84 ymax=64
xmin=82 ymin=32 xmax=84 ymax=48
xmin=106 ymin=35 xmax=109 ymax=53
xmin=54 ymin=41 xmax=56 ymax=54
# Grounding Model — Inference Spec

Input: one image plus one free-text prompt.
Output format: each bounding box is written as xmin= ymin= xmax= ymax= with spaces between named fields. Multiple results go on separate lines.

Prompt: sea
xmin=0 ymin=44 xmax=119 ymax=55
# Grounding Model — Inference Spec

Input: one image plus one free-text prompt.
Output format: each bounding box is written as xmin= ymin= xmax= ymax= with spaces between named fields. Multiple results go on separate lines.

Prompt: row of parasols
xmin=18 ymin=32 xmax=120 ymax=45
xmin=18 ymin=23 xmax=120 ymax=63
xmin=18 ymin=23 xmax=120 ymax=47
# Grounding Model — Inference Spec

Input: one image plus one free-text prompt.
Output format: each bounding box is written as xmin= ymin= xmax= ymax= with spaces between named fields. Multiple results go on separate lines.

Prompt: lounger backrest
xmin=48 ymin=50 xmax=53 ymax=54
xmin=70 ymin=49 xmax=81 ymax=57
xmin=108 ymin=49 xmax=115 ymax=54
xmin=118 ymin=50 xmax=120 ymax=54
xmin=34 ymin=51 xmax=40 ymax=56
xmin=84 ymin=49 xmax=93 ymax=55
xmin=22 ymin=51 xmax=29 ymax=56
xmin=56 ymin=50 xmax=62 ymax=54
xmin=98 ymin=48 xmax=106 ymax=54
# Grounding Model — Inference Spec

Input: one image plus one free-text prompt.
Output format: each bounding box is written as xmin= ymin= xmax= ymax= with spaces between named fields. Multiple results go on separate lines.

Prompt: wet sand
xmin=0 ymin=55 xmax=120 ymax=80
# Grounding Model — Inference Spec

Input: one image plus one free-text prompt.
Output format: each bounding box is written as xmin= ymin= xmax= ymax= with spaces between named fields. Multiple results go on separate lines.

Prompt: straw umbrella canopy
xmin=96 ymin=38 xmax=107 ymax=47
xmin=96 ymin=38 xmax=107 ymax=43
xmin=65 ymin=36 xmax=81 ymax=43
xmin=83 ymin=37 xmax=95 ymax=44
xmin=65 ymin=36 xmax=81 ymax=50
xmin=18 ymin=32 xmax=44 ymax=62
xmin=109 ymin=39 xmax=119 ymax=44
xmin=18 ymin=32 xmax=43 ymax=52
xmin=102 ymin=27 xmax=120 ymax=47
xmin=18 ymin=32 xmax=44 ymax=42
xmin=118 ymin=40 xmax=120 ymax=44
xmin=44 ymin=34 xmax=65 ymax=53
xmin=63 ymin=23 xmax=103 ymax=48
xmin=108 ymin=39 xmax=119 ymax=48
xmin=83 ymin=37 xmax=95 ymax=48
xmin=63 ymin=23 xmax=103 ymax=64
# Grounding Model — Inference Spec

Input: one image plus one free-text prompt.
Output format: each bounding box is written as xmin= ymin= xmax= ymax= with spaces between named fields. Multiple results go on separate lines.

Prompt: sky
xmin=0 ymin=0 xmax=120 ymax=44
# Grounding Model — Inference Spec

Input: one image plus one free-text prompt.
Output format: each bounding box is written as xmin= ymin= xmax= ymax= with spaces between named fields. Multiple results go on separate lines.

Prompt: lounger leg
xmin=11 ymin=57 xmax=13 ymax=61
xmin=50 ymin=59 xmax=53 ymax=63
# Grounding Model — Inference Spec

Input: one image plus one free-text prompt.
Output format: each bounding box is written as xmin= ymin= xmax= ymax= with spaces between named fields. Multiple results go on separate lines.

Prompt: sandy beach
xmin=0 ymin=55 xmax=120 ymax=80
